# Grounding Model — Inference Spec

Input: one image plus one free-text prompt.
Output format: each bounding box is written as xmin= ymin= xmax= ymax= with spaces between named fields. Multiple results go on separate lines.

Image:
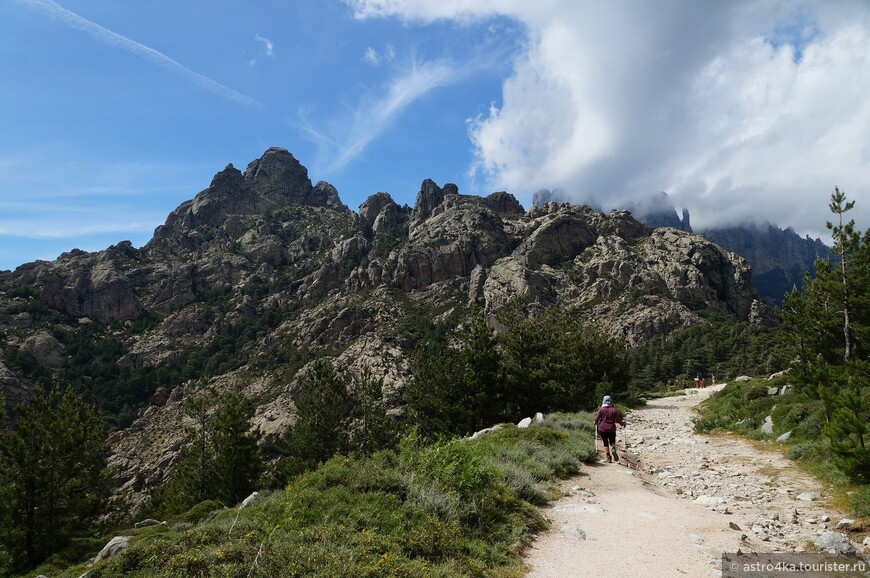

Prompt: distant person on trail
xmin=594 ymin=395 xmax=625 ymax=463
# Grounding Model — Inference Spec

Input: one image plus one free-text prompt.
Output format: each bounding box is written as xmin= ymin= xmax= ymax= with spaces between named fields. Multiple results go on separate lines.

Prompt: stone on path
xmin=813 ymin=531 xmax=855 ymax=554
xmin=835 ymin=518 xmax=855 ymax=530
xmin=797 ymin=491 xmax=821 ymax=501
xmin=560 ymin=526 xmax=587 ymax=540
xmin=694 ymin=495 xmax=726 ymax=507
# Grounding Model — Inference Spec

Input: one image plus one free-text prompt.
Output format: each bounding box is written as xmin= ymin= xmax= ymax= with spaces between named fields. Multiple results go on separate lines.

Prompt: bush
xmin=73 ymin=413 xmax=601 ymax=577
xmin=173 ymin=500 xmax=224 ymax=525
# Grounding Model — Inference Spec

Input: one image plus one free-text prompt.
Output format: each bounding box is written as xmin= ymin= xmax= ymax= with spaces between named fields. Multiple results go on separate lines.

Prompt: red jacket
xmin=594 ymin=406 xmax=624 ymax=432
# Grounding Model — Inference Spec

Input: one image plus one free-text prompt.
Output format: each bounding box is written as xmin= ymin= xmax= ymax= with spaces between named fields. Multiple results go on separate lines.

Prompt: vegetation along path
xmin=523 ymin=384 xmax=866 ymax=577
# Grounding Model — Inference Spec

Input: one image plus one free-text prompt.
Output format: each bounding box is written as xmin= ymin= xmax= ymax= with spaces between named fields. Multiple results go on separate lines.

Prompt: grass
xmin=42 ymin=414 xmax=598 ymax=578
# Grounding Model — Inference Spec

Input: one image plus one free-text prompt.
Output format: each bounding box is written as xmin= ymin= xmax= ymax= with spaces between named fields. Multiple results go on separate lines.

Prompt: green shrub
xmin=173 ymin=500 xmax=224 ymax=525
xmin=71 ymin=413 xmax=602 ymax=577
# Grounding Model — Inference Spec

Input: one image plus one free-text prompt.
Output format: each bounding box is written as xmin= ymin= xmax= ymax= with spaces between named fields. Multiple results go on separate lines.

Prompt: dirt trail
xmin=523 ymin=384 xmax=865 ymax=577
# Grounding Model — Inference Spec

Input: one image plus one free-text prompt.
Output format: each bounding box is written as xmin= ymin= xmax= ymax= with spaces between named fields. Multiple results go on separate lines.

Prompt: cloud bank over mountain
xmin=349 ymin=0 xmax=870 ymax=238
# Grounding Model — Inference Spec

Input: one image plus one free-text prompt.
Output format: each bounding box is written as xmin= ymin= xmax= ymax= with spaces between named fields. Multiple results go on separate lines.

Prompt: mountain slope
xmin=0 ymin=147 xmax=773 ymax=508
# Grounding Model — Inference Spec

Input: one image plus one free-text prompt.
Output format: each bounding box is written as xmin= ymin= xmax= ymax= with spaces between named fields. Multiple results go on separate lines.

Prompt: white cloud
xmin=18 ymin=0 xmax=262 ymax=108
xmin=362 ymin=44 xmax=396 ymax=66
xmin=363 ymin=46 xmax=381 ymax=65
xmin=348 ymin=0 xmax=870 ymax=236
xmin=256 ymin=33 xmax=274 ymax=56
xmin=307 ymin=58 xmax=457 ymax=171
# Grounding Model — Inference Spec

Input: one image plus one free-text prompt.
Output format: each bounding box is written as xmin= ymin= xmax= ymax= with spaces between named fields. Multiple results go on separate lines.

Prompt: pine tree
xmin=783 ymin=188 xmax=870 ymax=482
xmin=209 ymin=385 xmax=263 ymax=504
xmin=154 ymin=383 xmax=262 ymax=514
xmin=0 ymin=387 xmax=109 ymax=566
xmin=347 ymin=366 xmax=400 ymax=455
xmin=405 ymin=346 xmax=471 ymax=436
xmin=283 ymin=360 xmax=352 ymax=465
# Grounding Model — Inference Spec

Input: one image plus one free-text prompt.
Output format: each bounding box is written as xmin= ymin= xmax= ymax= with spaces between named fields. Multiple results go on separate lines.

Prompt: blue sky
xmin=2 ymin=0 xmax=870 ymax=271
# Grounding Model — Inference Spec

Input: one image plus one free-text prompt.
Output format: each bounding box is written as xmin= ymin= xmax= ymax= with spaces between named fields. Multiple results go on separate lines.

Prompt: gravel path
xmin=523 ymin=384 xmax=867 ymax=577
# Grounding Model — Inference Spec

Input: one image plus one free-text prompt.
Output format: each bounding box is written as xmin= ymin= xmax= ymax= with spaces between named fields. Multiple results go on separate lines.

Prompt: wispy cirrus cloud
xmin=0 ymin=211 xmax=163 ymax=238
xmin=306 ymin=57 xmax=457 ymax=172
xmin=363 ymin=44 xmax=396 ymax=66
xmin=17 ymin=0 xmax=262 ymax=108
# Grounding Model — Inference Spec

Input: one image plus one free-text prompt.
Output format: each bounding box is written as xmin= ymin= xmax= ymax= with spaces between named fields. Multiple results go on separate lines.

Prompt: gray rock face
xmin=147 ymin=148 xmax=348 ymax=255
xmin=395 ymin=193 xmax=513 ymax=291
xmin=15 ymin=248 xmax=144 ymax=323
xmin=21 ymin=331 xmax=65 ymax=368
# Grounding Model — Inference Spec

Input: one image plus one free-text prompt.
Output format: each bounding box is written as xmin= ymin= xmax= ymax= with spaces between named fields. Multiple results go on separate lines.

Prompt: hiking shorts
xmin=598 ymin=430 xmax=616 ymax=447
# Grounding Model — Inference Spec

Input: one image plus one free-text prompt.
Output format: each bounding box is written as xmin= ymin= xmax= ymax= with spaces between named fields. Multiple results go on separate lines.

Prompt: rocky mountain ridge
xmin=533 ymin=189 xmax=830 ymax=305
xmin=0 ymin=147 xmax=774 ymax=509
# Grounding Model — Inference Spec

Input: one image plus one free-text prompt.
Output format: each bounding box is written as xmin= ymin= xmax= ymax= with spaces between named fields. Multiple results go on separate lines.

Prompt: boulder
xmin=517 ymin=417 xmax=532 ymax=429
xmin=469 ymin=425 xmax=503 ymax=440
xmin=813 ymin=531 xmax=855 ymax=554
xmin=693 ymin=495 xmax=726 ymax=507
xmin=93 ymin=536 xmax=131 ymax=564
xmin=240 ymin=491 xmax=260 ymax=508
xmin=134 ymin=518 xmax=162 ymax=529
xmin=775 ymin=431 xmax=792 ymax=443
xmin=735 ymin=376 xmax=752 ymax=382
xmin=760 ymin=416 xmax=773 ymax=434
xmin=21 ymin=331 xmax=65 ymax=368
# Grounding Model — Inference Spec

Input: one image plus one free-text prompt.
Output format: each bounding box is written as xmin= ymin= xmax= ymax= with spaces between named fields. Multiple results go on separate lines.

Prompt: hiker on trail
xmin=594 ymin=395 xmax=625 ymax=463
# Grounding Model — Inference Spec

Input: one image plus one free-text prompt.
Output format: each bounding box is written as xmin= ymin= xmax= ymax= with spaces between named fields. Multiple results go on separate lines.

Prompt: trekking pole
xmin=594 ymin=427 xmax=599 ymax=455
